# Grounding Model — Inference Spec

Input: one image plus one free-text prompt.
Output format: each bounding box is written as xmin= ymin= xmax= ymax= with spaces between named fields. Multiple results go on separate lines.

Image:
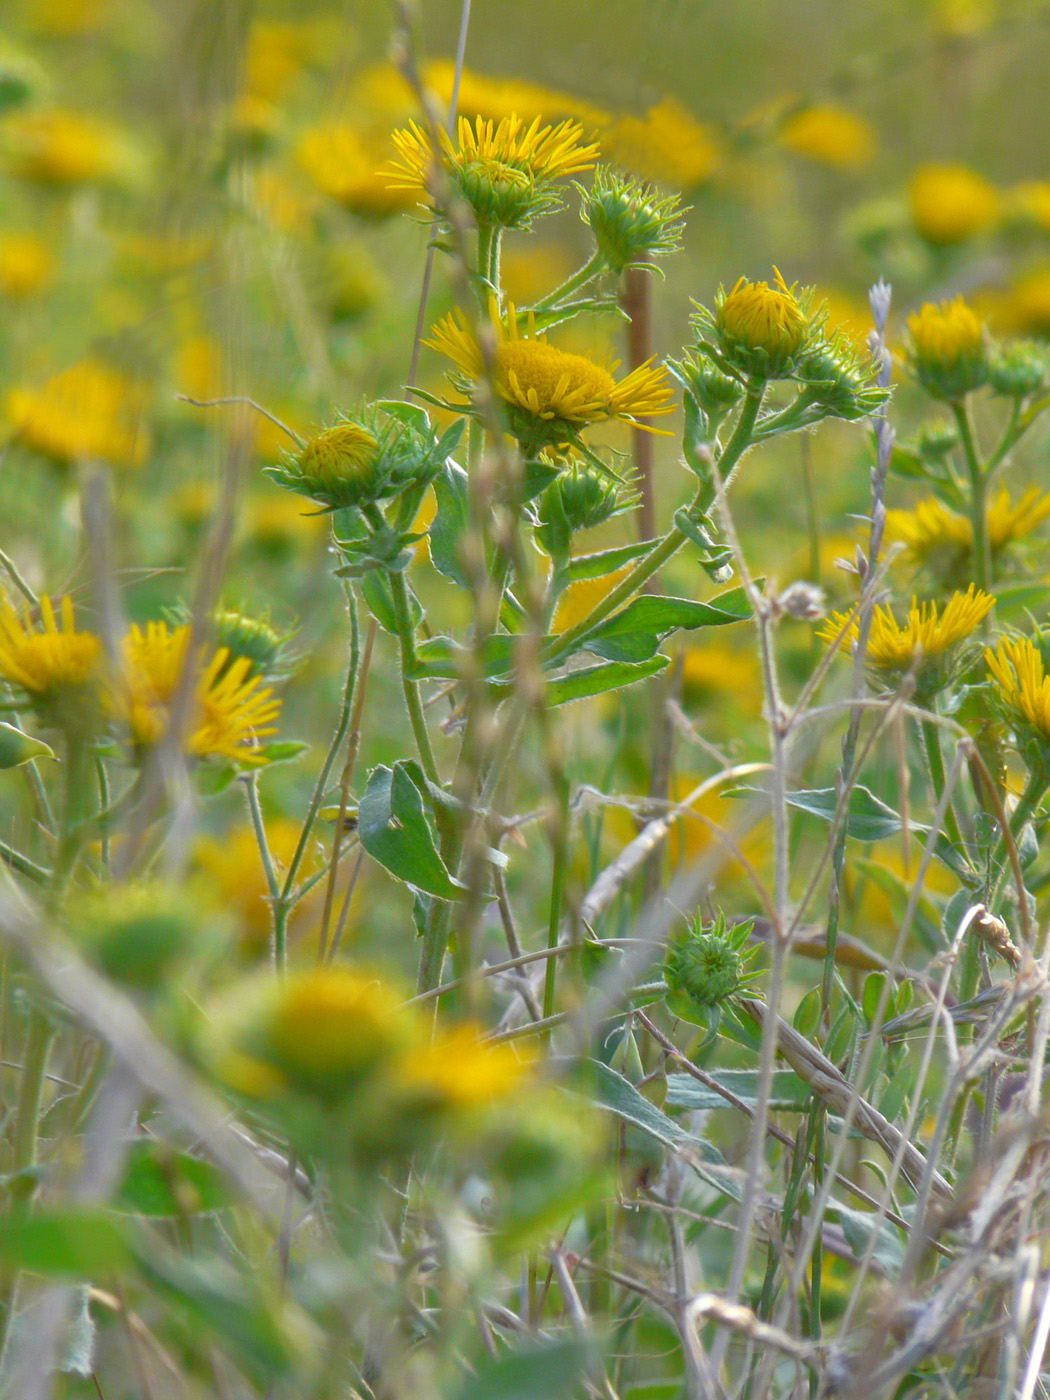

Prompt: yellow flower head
xmin=777 ymin=103 xmax=876 ymax=171
xmin=715 ymin=268 xmax=809 ymax=378
xmin=396 ymin=1023 xmax=532 ymax=1112
xmin=0 ymin=594 xmax=101 ymax=703
xmin=6 ymin=360 xmax=148 ymax=468
xmin=6 ymin=107 xmax=140 ymax=187
xmin=298 ymin=423 xmax=380 ymax=494
xmin=886 ymin=496 xmax=971 ymax=574
xmin=602 ymin=96 xmax=720 ymax=188
xmin=297 ymin=123 xmax=416 ymax=217
xmin=386 ymin=113 xmax=599 ymax=228
xmin=264 ymin=969 xmax=412 ymax=1089
xmin=1002 ymin=267 xmax=1050 ymax=339
xmin=987 ymin=485 xmax=1050 ymax=548
xmin=115 ymin=622 xmax=280 ymax=765
xmin=906 ymin=296 xmax=987 ymax=400
xmin=426 ymin=304 xmax=672 ymax=453
xmin=986 ymin=635 xmax=1050 ymax=742
xmin=908 ymin=163 xmax=999 ymax=246
xmin=0 ymin=234 xmax=54 ymax=299
xmin=820 ymin=585 xmax=993 ymax=690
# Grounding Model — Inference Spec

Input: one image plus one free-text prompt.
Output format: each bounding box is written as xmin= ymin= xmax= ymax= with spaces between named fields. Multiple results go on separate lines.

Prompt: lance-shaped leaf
xmin=569 ymin=585 xmax=752 ymax=663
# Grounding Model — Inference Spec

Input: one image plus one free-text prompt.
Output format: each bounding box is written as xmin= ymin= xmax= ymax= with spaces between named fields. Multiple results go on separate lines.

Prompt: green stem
xmin=951 ymin=399 xmax=990 ymax=596
xmin=388 ymin=568 xmax=440 ymax=785
xmin=10 ymin=1006 xmax=53 ymax=1204
xmin=545 ymin=384 xmax=764 ymax=665
xmin=51 ymin=734 xmax=92 ymax=894
xmin=530 ymin=251 xmax=606 ymax=313
xmin=922 ymin=719 xmax=965 ymax=853
xmin=0 ymin=841 xmax=50 ymax=884
xmin=244 ymin=775 xmax=282 ymax=973
xmin=541 ymin=773 xmax=570 ymax=1046
xmin=987 ymin=769 xmax=1048 ymax=912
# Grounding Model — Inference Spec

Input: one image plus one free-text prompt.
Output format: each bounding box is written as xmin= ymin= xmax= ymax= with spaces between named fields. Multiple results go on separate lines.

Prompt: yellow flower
xmin=1001 ymin=267 xmax=1050 ymax=338
xmin=601 ymin=96 xmax=720 ymax=188
xmin=396 ymin=1023 xmax=532 ymax=1111
xmin=386 ymin=113 xmax=599 ymax=228
xmin=777 ymin=104 xmax=876 ymax=171
xmin=265 ymin=968 xmax=411 ymax=1087
xmin=715 ymin=268 xmax=808 ymax=378
xmin=680 ymin=643 xmax=761 ymax=713
xmin=0 ymin=594 xmax=101 ymax=699
xmin=297 ymin=423 xmax=380 ymax=493
xmin=0 ymin=234 xmax=54 ymax=298
xmin=242 ymin=19 xmax=334 ymax=101
xmin=987 ymin=486 xmax=1050 ymax=547
xmin=986 ymin=635 xmax=1050 ymax=740
xmin=906 ymin=296 xmax=987 ymax=399
xmin=297 ymin=123 xmax=416 ymax=217
xmin=6 ymin=360 xmax=148 ymax=468
xmin=5 ymin=107 xmax=141 ymax=186
xmin=820 ymin=585 xmax=994 ymax=675
xmin=426 ymin=304 xmax=672 ymax=452
xmin=116 ymin=622 xmax=280 ymax=765
xmin=26 ymin=0 xmax=109 ymax=35
xmin=885 ymin=497 xmax=971 ymax=570
xmin=1007 ymin=180 xmax=1050 ymax=232
xmin=194 ymin=818 xmax=322 ymax=951
xmin=908 ymin=163 xmax=999 ymax=245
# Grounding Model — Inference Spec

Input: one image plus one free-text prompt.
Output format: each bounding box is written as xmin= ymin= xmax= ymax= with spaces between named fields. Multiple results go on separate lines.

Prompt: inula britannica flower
xmin=386 ymin=113 xmax=599 ymax=230
xmin=986 ymin=635 xmax=1050 ymax=744
xmin=426 ymin=303 xmax=672 ymax=455
xmin=713 ymin=268 xmax=809 ymax=379
xmin=906 ymin=297 xmax=987 ymax=400
xmin=0 ymin=595 xmax=101 ymax=721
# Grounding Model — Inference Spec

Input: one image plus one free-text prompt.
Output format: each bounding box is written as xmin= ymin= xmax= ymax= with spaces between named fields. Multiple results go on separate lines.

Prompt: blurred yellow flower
xmin=501 ymin=242 xmax=574 ymax=305
xmin=1001 ymin=267 xmax=1050 ymax=338
xmin=264 ymin=968 xmax=411 ymax=1088
xmin=242 ymin=19 xmax=335 ymax=101
xmin=298 ymin=123 xmax=415 ymax=217
xmin=243 ymin=493 xmax=327 ymax=558
xmin=551 ymin=566 xmax=632 ymax=634
xmin=427 ymin=304 xmax=671 ymax=450
xmin=0 ymin=233 xmax=53 ymax=298
xmin=26 ymin=0 xmax=109 ymax=36
xmin=1007 ymin=180 xmax=1050 ymax=231
xmin=890 ymin=488 xmax=1050 ymax=569
xmin=6 ymin=360 xmax=148 ymax=468
xmin=820 ymin=585 xmax=993 ymax=671
xmin=602 ymin=96 xmax=720 ymax=188
xmin=906 ymin=296 xmax=987 ymax=398
xmin=777 ymin=104 xmax=876 ymax=171
xmin=0 ymin=594 xmax=101 ymax=698
xmin=680 ymin=642 xmax=761 ymax=712
xmin=987 ymin=635 xmax=1050 ymax=739
xmin=5 ymin=107 xmax=141 ymax=186
xmin=194 ymin=818 xmax=321 ymax=950
xmin=397 ymin=1024 xmax=532 ymax=1110
xmin=116 ymin=622 xmax=281 ymax=764
xmin=174 ymin=335 xmax=223 ymax=401
xmin=250 ymin=168 xmax=317 ymax=236
xmin=908 ymin=163 xmax=998 ymax=245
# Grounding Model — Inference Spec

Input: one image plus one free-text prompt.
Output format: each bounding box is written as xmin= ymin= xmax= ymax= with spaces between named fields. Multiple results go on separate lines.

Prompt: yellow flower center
xmin=495 ymin=339 xmax=616 ymax=422
xmin=299 ymin=423 xmax=379 ymax=489
xmin=718 ymin=269 xmax=806 ymax=357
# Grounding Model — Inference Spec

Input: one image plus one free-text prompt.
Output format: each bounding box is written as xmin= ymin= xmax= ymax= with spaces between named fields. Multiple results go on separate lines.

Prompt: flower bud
xmin=580 ymin=168 xmax=685 ymax=274
xmin=906 ymin=296 xmax=987 ymax=401
xmin=664 ymin=911 xmax=758 ymax=1028
xmin=988 ymin=340 xmax=1050 ymax=399
xmin=714 ymin=268 xmax=809 ymax=379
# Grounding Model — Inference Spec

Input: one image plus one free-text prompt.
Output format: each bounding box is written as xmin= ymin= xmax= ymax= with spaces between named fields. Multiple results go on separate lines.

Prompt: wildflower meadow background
xmin=5 ymin=1 xmax=1050 ymax=1397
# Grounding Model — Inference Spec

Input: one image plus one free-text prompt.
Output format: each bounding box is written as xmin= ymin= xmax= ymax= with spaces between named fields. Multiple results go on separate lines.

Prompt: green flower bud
xmin=988 ymin=340 xmax=1050 ymax=399
xmin=580 ymin=168 xmax=685 ymax=275
xmin=268 ymin=403 xmax=455 ymax=513
xmin=664 ymin=912 xmax=758 ymax=1027
xmin=211 ymin=609 xmax=289 ymax=679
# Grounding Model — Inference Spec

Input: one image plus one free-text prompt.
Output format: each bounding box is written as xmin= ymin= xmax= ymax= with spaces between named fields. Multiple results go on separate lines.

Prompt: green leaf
xmin=665 ymin=1069 xmax=811 ymax=1113
xmin=361 ymin=569 xmax=422 ymax=634
xmin=358 ymin=762 xmax=466 ymax=900
xmin=114 ymin=1142 xmax=232 ymax=1218
xmin=566 ymin=538 xmax=658 ymax=583
xmin=572 ymin=1059 xmax=725 ymax=1164
xmin=575 ymin=586 xmax=752 ymax=663
xmin=408 ymin=633 xmax=519 ymax=682
xmin=0 ymin=1210 xmax=128 ymax=1277
xmin=133 ymin=1248 xmax=295 ymax=1385
xmin=793 ymin=986 xmax=821 ymax=1038
xmin=834 ymin=1204 xmax=905 ymax=1277
xmin=785 ymin=785 xmax=904 ymax=842
xmin=537 ymin=657 xmax=668 ymax=707
xmin=372 ymin=398 xmax=431 ymax=433
xmin=449 ymin=1337 xmax=598 ymax=1400
xmin=429 ymin=461 xmax=472 ymax=588
xmin=251 ymin=740 xmax=309 ymax=767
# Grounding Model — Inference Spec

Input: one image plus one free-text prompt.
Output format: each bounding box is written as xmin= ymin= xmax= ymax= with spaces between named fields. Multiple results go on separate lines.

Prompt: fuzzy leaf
xmin=358 ymin=762 xmax=466 ymax=900
xmin=570 ymin=586 xmax=752 ymax=663
xmin=785 ymin=785 xmax=904 ymax=842
xmin=428 ymin=461 xmax=473 ymax=588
